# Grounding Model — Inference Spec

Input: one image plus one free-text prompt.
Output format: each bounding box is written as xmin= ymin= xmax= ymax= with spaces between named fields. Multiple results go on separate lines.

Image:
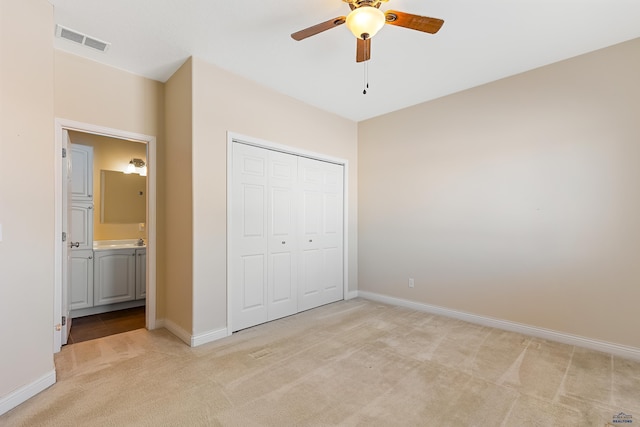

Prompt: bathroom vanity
xmin=70 ymin=240 xmax=146 ymax=318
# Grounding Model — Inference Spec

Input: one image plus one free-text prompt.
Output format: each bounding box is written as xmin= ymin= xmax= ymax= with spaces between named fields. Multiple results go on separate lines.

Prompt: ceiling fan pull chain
xmin=363 ymin=60 xmax=367 ymax=94
xmin=363 ymin=38 xmax=369 ymax=95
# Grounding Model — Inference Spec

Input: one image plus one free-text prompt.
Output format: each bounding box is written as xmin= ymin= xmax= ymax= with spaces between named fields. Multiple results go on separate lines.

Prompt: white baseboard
xmin=345 ymin=290 xmax=359 ymax=300
xmin=0 ymin=370 xmax=56 ymax=416
xmin=160 ymin=319 xmax=192 ymax=346
xmin=358 ymin=291 xmax=640 ymax=361
xmin=159 ymin=318 xmax=228 ymax=348
xmin=191 ymin=327 xmax=228 ymax=347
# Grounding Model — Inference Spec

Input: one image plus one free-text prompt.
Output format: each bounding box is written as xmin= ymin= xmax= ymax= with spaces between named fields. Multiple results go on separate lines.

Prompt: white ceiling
xmin=50 ymin=0 xmax=640 ymax=122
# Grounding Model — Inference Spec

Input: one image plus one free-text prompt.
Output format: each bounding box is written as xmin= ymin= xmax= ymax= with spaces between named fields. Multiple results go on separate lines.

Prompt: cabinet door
xmin=136 ymin=249 xmax=146 ymax=300
xmin=70 ymin=203 xmax=93 ymax=250
xmin=71 ymin=144 xmax=93 ymax=201
xmin=70 ymin=250 xmax=94 ymax=310
xmin=94 ymin=249 xmax=136 ymax=306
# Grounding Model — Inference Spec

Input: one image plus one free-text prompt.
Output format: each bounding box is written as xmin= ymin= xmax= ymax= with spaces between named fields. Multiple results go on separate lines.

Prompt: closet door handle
xmin=309 ymin=239 xmax=313 ymax=243
xmin=70 ymin=242 xmax=80 ymax=248
xmin=281 ymin=241 xmax=286 ymax=244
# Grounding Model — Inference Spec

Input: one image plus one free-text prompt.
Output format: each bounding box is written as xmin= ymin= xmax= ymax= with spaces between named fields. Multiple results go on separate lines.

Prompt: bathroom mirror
xmin=100 ymin=170 xmax=146 ymax=223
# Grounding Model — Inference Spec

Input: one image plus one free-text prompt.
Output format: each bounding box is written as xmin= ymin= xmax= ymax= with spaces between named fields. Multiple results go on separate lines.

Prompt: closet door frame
xmin=226 ymin=132 xmax=349 ymax=334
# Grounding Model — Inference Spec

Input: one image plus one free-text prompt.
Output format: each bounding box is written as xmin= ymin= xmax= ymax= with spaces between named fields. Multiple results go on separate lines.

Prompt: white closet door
xmin=231 ymin=143 xmax=269 ymax=331
xmin=267 ymin=151 xmax=299 ymax=321
xmin=298 ymin=157 xmax=344 ymax=311
xmin=231 ymin=144 xmax=299 ymax=331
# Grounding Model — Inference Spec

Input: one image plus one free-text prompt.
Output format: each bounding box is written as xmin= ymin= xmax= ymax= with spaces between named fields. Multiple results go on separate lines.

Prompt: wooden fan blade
xmin=356 ymin=38 xmax=371 ymax=63
xmin=291 ymin=17 xmax=346 ymax=41
xmin=384 ymin=10 xmax=444 ymax=34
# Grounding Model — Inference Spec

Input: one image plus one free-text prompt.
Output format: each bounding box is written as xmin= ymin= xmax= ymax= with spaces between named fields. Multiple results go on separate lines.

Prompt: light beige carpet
xmin=2 ymin=298 xmax=639 ymax=426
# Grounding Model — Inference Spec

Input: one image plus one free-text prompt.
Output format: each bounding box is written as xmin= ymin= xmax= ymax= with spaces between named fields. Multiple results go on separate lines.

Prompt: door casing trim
xmin=54 ymin=118 xmax=157 ymax=352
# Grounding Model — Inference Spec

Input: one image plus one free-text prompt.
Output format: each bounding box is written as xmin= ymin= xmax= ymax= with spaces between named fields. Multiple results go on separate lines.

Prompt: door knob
xmin=282 ymin=241 xmax=286 ymax=244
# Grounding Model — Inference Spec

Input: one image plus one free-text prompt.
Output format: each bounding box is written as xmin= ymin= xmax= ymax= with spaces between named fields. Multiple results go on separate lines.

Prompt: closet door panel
xmin=267 ymin=150 xmax=298 ymax=321
xmin=271 ymin=253 xmax=293 ymax=302
xmin=301 ymin=249 xmax=323 ymax=300
xmin=299 ymin=190 xmax=324 ymax=309
xmin=323 ymin=247 xmax=342 ymax=292
xmin=232 ymin=144 xmax=268 ymax=331
xmin=298 ymin=158 xmax=344 ymax=310
xmin=321 ymin=161 xmax=344 ymax=305
xmin=243 ymin=185 xmax=265 ymax=238
xmin=241 ymin=254 xmax=266 ymax=310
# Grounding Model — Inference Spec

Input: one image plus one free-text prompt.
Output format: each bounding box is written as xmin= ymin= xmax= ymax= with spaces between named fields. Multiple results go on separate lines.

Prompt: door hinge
xmin=62 ymin=147 xmax=67 ymax=158
xmin=62 ymin=316 xmax=66 ymax=326
xmin=62 ymin=231 xmax=67 ymax=242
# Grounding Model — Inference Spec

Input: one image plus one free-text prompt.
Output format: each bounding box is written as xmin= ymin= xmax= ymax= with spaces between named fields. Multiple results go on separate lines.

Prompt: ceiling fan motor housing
xmin=343 ymin=0 xmax=389 ymax=7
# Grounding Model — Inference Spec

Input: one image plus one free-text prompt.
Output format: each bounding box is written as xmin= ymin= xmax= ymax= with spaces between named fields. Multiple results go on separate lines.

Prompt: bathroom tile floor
xmin=67 ymin=306 xmax=145 ymax=344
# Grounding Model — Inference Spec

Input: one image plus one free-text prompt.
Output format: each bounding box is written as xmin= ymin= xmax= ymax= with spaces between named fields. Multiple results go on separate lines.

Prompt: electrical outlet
xmin=408 ymin=278 xmax=414 ymax=288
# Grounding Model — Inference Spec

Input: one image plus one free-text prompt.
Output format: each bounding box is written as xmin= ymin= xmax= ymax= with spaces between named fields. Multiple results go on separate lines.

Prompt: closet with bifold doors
xmin=230 ymin=142 xmax=344 ymax=332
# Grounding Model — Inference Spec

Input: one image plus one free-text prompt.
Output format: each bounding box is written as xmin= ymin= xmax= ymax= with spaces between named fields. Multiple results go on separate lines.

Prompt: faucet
xmin=137 ymin=238 xmax=145 ymax=246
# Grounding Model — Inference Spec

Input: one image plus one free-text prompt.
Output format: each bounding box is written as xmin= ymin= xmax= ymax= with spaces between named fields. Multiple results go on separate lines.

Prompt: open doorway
xmin=54 ymin=119 xmax=157 ymax=352
xmin=67 ymin=131 xmax=147 ymax=344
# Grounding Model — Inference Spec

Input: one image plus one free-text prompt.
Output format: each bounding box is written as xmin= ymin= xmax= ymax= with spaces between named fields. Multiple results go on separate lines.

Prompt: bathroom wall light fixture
xmin=125 ymin=158 xmax=147 ymax=176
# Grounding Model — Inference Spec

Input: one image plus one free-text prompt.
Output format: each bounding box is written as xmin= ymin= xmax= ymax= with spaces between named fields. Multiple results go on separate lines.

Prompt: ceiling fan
xmin=291 ymin=0 xmax=444 ymax=63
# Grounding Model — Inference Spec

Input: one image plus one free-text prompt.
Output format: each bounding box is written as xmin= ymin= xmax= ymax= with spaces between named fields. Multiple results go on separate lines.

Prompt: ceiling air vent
xmin=55 ymin=24 xmax=110 ymax=53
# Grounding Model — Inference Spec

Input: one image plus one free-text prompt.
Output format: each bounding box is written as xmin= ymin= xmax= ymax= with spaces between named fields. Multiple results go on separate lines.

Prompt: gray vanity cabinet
xmin=70 ymin=203 xmax=93 ymax=250
xmin=94 ymin=249 xmax=136 ymax=306
xmin=71 ymin=144 xmax=93 ymax=201
xmin=70 ymin=250 xmax=94 ymax=310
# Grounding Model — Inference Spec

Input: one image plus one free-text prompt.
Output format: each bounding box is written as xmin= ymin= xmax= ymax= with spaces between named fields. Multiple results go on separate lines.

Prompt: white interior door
xmin=61 ymin=131 xmax=73 ymax=344
xmin=298 ymin=157 xmax=344 ymax=311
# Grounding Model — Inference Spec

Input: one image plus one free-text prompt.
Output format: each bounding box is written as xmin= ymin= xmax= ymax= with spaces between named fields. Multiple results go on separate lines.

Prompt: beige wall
xmin=54 ymin=51 xmax=166 ymax=318
xmin=163 ymin=59 xmax=194 ymax=333
xmin=55 ymin=51 xmax=164 ymax=138
xmin=190 ymin=57 xmax=358 ymax=335
xmin=68 ymin=131 xmax=147 ymax=241
xmin=358 ymin=38 xmax=640 ymax=348
xmin=0 ymin=0 xmax=55 ymax=399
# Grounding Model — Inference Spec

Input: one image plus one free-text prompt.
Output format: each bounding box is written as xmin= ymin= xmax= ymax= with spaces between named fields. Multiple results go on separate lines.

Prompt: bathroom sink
xmin=93 ymin=239 xmax=146 ymax=250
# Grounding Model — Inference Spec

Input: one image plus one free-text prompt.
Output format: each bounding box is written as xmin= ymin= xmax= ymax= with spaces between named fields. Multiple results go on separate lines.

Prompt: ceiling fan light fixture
xmin=346 ymin=6 xmax=385 ymax=39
